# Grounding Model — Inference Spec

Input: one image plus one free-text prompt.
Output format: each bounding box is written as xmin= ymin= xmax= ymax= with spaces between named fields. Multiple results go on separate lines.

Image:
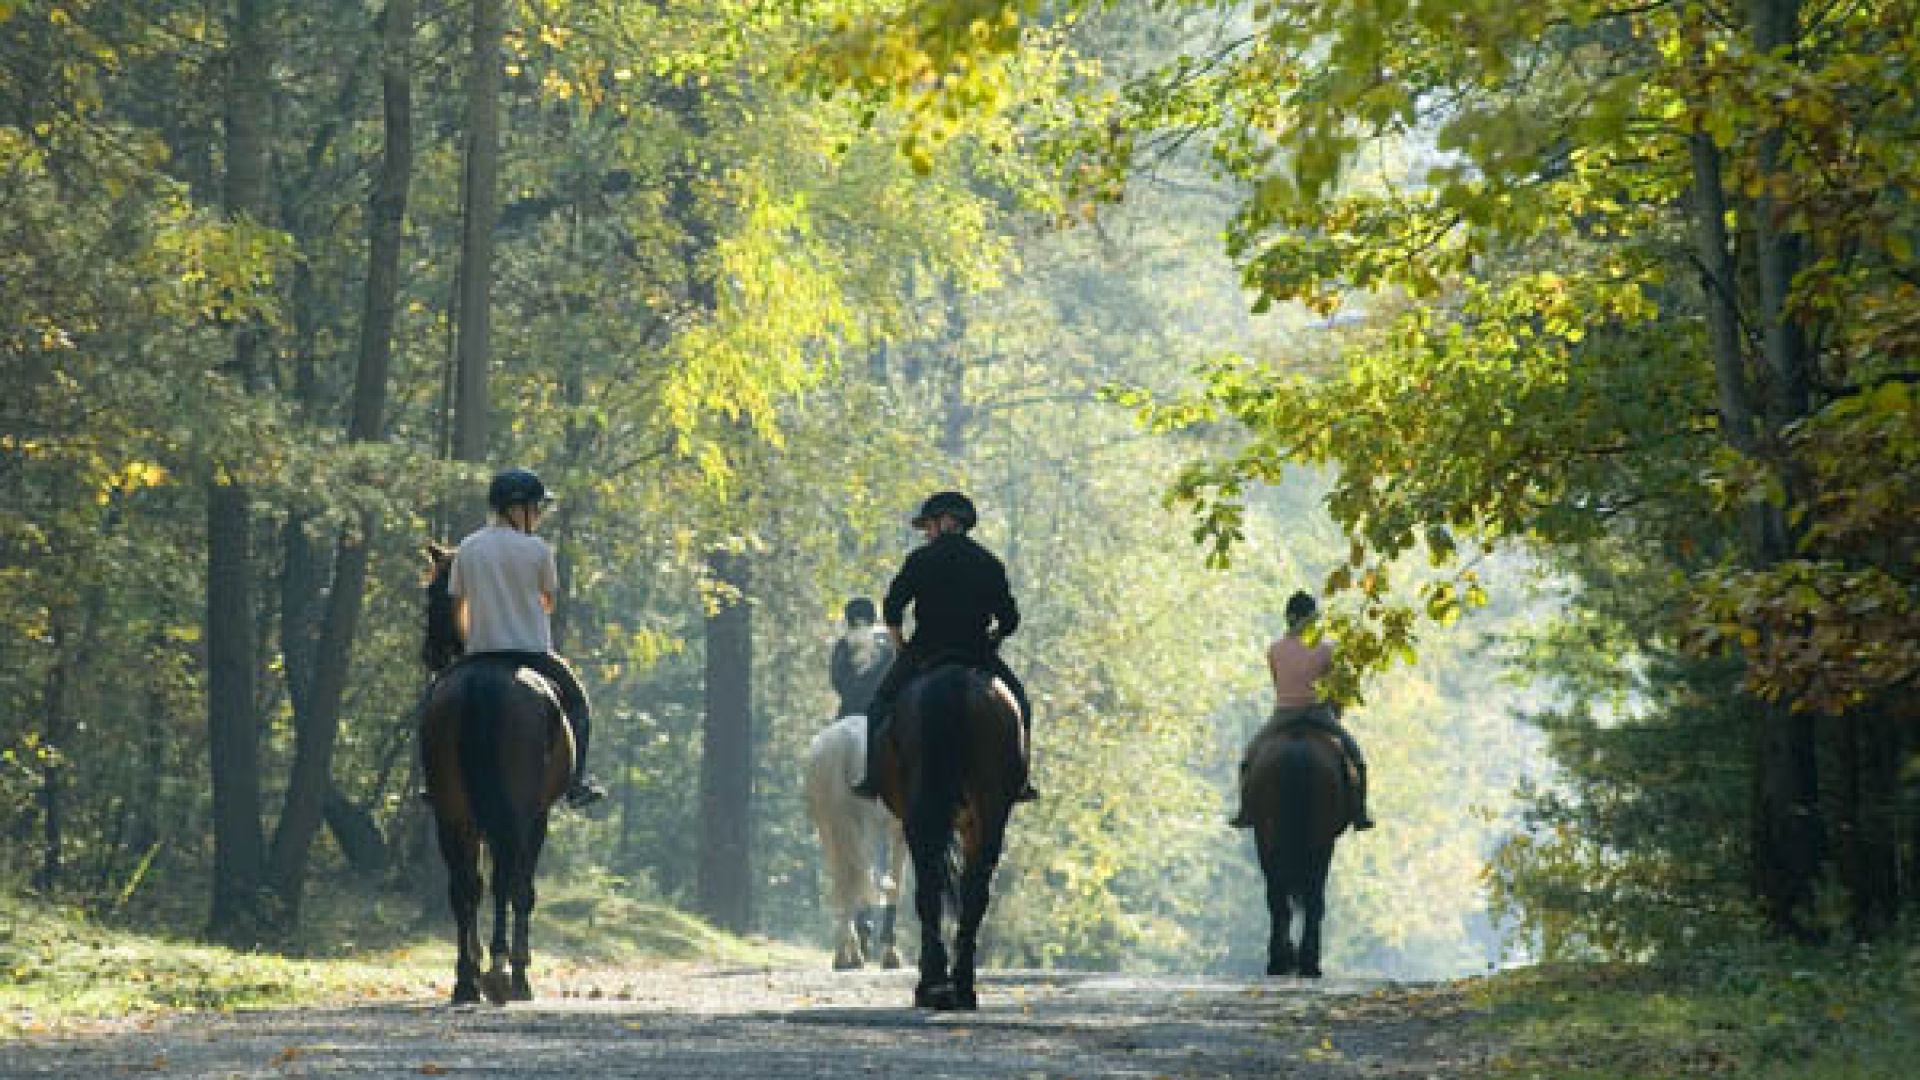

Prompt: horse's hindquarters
xmin=419 ymin=659 xmax=567 ymax=1005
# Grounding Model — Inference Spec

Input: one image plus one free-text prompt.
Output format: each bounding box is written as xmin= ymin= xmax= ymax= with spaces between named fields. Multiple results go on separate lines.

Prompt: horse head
xmin=422 ymin=542 xmax=463 ymax=674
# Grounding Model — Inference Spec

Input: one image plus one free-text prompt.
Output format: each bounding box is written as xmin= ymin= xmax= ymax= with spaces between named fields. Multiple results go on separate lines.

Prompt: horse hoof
xmin=914 ymin=982 xmax=957 ymax=1010
xmin=881 ymin=949 xmax=903 ymax=970
xmin=832 ymin=955 xmax=862 ymax=972
xmin=480 ymin=971 xmax=512 ymax=1005
xmin=510 ymin=977 xmax=534 ymax=1002
xmin=451 ymin=983 xmax=482 ymax=1006
xmin=1266 ymin=963 xmax=1294 ymax=978
xmin=1298 ymin=966 xmax=1323 ymax=980
xmin=952 ymin=987 xmax=978 ymax=1011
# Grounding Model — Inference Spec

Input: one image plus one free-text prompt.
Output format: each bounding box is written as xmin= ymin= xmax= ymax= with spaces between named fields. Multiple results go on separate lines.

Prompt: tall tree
xmin=698 ymin=548 xmax=753 ymax=932
xmin=206 ymin=0 xmax=274 ymax=941
xmin=265 ymin=0 xmax=416 ymax=918
xmin=452 ymin=0 xmax=503 ymax=463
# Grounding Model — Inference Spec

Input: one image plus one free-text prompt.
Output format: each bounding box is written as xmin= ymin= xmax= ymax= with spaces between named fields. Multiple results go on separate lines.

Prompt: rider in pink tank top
xmin=1230 ymin=591 xmax=1375 ymax=831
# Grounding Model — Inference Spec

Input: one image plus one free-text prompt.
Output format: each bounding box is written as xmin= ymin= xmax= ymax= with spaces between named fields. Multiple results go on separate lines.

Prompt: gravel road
xmin=0 ymin=964 xmax=1491 ymax=1078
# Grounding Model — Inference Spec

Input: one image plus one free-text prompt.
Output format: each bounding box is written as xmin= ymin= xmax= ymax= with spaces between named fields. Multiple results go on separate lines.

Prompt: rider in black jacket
xmin=850 ymin=491 xmax=1037 ymax=802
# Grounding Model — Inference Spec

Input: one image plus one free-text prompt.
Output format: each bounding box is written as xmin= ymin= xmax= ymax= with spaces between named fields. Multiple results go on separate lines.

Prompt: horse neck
xmin=423 ymin=566 xmax=463 ymax=672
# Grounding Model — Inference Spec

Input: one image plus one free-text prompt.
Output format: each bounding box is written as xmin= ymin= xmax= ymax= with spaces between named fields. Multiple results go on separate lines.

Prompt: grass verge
xmin=1471 ymin=939 xmax=1918 ymax=1079
xmin=0 ymin=884 xmax=819 ymax=1037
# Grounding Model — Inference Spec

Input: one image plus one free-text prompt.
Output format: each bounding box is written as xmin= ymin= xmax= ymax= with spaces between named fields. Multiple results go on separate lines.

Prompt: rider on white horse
xmin=831 ymin=597 xmax=893 ymax=720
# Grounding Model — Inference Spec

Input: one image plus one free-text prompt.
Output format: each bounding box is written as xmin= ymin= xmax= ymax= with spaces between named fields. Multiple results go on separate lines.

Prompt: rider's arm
xmin=539 ymin=542 xmax=559 ymax=616
xmin=988 ymin=558 xmax=1019 ymax=641
xmin=830 ymin=638 xmax=853 ymax=694
xmin=881 ymin=553 xmax=918 ymax=646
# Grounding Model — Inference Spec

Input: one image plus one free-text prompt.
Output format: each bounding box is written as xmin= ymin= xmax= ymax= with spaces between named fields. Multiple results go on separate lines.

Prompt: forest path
xmin=0 ymin=964 xmax=1489 ymax=1078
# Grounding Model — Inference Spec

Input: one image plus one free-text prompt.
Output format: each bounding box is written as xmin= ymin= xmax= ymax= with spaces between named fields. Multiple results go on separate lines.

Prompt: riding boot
xmin=562 ymin=703 xmax=606 ymax=810
xmin=850 ymin=711 xmax=885 ymax=799
xmin=1015 ymin=713 xmax=1039 ymax=802
xmin=1228 ymin=758 xmax=1253 ymax=828
xmin=993 ymin=661 xmax=1039 ymax=802
xmin=1351 ymin=763 xmax=1375 ymax=830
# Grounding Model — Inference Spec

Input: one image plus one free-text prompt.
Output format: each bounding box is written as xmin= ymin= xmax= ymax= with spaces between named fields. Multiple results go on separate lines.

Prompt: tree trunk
xmin=34 ymin=609 xmax=71 ymax=894
xmin=1745 ymin=0 xmax=1825 ymax=937
xmin=267 ymin=0 xmax=415 ymax=920
xmin=452 ymin=0 xmax=503 ymax=463
xmin=698 ymin=549 xmax=754 ymax=932
xmin=206 ymin=0 xmax=273 ymax=943
xmin=1686 ymin=6 xmax=1830 ymax=937
xmin=323 ymin=786 xmax=390 ymax=876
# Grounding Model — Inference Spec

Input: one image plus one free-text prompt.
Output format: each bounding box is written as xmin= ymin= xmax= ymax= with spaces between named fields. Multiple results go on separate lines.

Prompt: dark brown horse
xmin=873 ymin=662 xmax=1025 ymax=1010
xmin=1241 ymin=724 xmax=1351 ymax=978
xmin=419 ymin=543 xmax=571 ymax=1005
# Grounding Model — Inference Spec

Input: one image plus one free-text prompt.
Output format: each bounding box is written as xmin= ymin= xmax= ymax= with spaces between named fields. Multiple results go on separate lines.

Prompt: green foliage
xmin=0 ymin=884 xmax=807 ymax=1034
xmin=1476 ymin=942 xmax=1920 ymax=1079
xmin=844 ymin=0 xmax=1920 ymax=942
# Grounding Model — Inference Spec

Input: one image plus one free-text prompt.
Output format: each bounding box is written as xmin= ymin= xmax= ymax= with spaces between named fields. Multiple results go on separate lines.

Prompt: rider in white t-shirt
xmin=446 ymin=468 xmax=606 ymax=809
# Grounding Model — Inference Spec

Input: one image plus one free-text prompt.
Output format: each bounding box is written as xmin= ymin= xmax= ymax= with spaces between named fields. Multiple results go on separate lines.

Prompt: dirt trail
xmin=0 ymin=965 xmax=1490 ymax=1078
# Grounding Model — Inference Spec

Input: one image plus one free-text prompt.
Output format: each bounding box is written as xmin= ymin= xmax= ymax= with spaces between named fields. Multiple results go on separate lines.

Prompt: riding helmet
xmin=487 ymin=468 xmax=553 ymax=513
xmin=911 ymin=490 xmax=978 ymax=531
xmin=1285 ymin=590 xmax=1318 ymax=622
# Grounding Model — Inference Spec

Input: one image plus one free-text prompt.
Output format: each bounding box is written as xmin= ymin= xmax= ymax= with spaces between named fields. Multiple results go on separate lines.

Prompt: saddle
xmin=912 ymin=648 xmax=1021 ymax=722
xmin=1258 ymin=714 xmax=1359 ymax=793
xmin=433 ymin=654 xmax=571 ymax=738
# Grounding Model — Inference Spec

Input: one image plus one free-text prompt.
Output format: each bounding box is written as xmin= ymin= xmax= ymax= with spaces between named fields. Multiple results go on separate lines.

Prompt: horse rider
xmin=1230 ymin=590 xmax=1374 ymax=830
xmin=444 ymin=468 xmax=606 ymax=809
xmin=832 ymin=596 xmax=894 ymax=720
xmin=850 ymin=490 xmax=1038 ymax=802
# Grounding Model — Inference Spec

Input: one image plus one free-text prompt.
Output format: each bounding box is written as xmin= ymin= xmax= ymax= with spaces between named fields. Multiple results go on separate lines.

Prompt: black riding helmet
xmin=911 ymin=490 xmax=977 ymax=531
xmin=487 ymin=468 xmax=553 ymax=514
xmin=1285 ymin=590 xmax=1318 ymax=622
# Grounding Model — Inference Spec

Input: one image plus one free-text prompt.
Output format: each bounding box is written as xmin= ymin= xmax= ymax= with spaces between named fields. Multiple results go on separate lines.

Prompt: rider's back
xmin=452 ymin=524 xmax=556 ymax=653
xmin=887 ymin=533 xmax=1017 ymax=655
xmin=1266 ymin=634 xmax=1331 ymax=709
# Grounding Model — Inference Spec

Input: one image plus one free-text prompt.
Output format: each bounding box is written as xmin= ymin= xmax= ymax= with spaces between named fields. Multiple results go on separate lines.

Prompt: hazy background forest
xmin=3 ymin=0 xmax=1914 ymax=994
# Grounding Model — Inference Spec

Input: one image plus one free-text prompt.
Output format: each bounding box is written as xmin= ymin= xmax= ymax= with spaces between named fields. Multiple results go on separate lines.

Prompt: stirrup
xmin=565 ymin=776 xmax=607 ymax=809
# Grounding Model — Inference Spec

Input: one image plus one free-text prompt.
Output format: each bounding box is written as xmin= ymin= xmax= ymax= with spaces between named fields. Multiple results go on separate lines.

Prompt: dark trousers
xmin=1254 ymin=704 xmax=1365 ymax=768
xmin=862 ymin=649 xmax=1032 ymax=773
xmin=466 ymin=650 xmax=592 ymax=779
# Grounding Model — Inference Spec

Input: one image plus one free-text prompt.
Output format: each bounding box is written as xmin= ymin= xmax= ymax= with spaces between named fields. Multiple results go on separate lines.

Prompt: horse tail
xmin=910 ymin=666 xmax=969 ymax=913
xmin=456 ymin=663 xmax=515 ymax=843
xmin=1257 ymin=737 xmax=1324 ymax=901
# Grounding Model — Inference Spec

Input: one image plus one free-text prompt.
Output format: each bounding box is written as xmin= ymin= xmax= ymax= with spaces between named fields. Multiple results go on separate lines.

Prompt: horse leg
xmin=833 ymin=900 xmax=865 ymax=971
xmin=438 ymin=826 xmax=485 ymax=1005
xmin=1255 ymin=828 xmax=1297 ymax=977
xmin=479 ymin=838 xmax=515 ymax=1005
xmin=854 ymin=904 xmax=876 ymax=963
xmin=878 ymin=825 xmax=907 ymax=969
xmin=507 ymin=818 xmax=545 ymax=1001
xmin=1297 ymin=845 xmax=1334 ymax=979
xmin=876 ymin=901 xmax=902 ymax=970
xmin=905 ymin=811 xmax=952 ymax=1008
xmin=948 ymin=803 xmax=1009 ymax=1011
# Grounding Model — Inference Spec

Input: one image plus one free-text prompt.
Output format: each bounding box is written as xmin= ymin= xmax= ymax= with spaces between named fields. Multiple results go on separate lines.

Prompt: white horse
xmin=804 ymin=714 xmax=907 ymax=970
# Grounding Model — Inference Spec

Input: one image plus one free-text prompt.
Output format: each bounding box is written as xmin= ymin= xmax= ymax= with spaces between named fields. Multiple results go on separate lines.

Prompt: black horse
xmin=1240 ymin=724 xmax=1352 ymax=978
xmin=418 ymin=543 xmax=571 ymax=1004
xmin=873 ymin=662 xmax=1025 ymax=1010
